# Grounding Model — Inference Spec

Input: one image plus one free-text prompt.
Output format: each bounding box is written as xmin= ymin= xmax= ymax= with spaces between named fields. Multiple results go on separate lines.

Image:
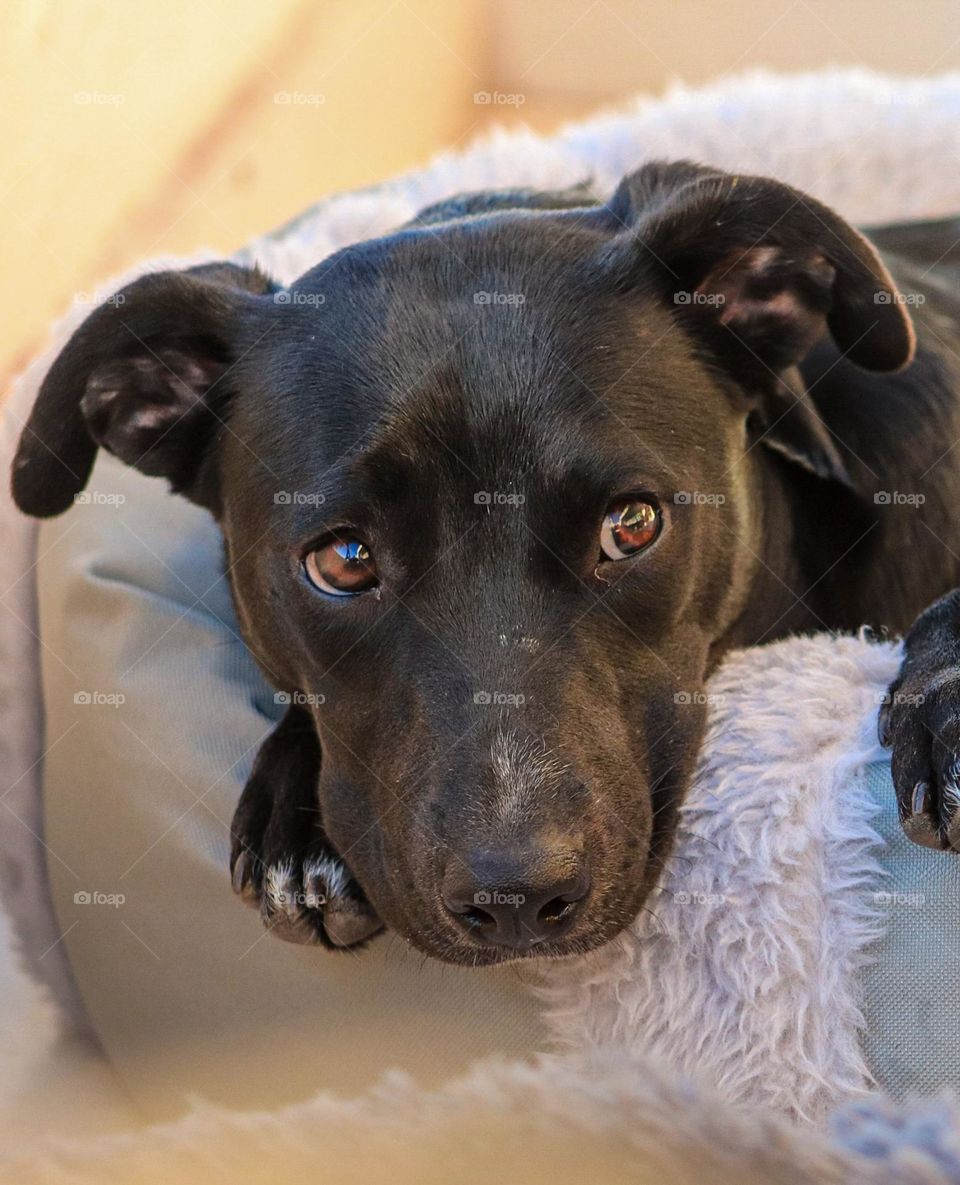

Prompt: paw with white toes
xmin=230 ymin=704 xmax=383 ymax=948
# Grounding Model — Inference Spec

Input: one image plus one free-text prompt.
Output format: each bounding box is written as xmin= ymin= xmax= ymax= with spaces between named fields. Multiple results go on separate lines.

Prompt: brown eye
xmin=600 ymin=499 xmax=660 ymax=561
xmin=304 ymin=537 xmax=379 ymax=596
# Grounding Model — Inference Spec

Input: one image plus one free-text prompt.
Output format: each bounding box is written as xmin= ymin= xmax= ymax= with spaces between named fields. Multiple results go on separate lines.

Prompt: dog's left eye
xmin=599 ymin=499 xmax=661 ymax=561
xmin=304 ymin=537 xmax=379 ymax=596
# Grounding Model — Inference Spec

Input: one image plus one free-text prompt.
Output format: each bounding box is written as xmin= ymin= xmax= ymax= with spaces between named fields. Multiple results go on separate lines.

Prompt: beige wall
xmin=5 ymin=0 xmax=960 ymax=386
xmin=490 ymin=1 xmax=960 ymax=122
xmin=1 ymin=0 xmax=486 ymax=383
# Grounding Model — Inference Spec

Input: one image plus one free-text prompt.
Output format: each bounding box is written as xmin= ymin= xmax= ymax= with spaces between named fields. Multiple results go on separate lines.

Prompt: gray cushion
xmin=861 ymin=760 xmax=960 ymax=1101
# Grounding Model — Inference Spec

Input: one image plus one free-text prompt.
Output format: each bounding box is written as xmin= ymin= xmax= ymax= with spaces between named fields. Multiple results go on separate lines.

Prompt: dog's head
xmin=12 ymin=162 xmax=913 ymax=964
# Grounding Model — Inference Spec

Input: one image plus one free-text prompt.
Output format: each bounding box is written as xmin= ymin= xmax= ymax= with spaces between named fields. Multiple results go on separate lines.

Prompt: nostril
xmin=454 ymin=904 xmax=496 ymax=931
xmin=537 ymin=894 xmax=578 ymax=928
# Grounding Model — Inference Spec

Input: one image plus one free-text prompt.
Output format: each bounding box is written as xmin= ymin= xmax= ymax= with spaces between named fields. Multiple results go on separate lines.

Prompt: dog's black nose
xmin=442 ymin=847 xmax=590 ymax=950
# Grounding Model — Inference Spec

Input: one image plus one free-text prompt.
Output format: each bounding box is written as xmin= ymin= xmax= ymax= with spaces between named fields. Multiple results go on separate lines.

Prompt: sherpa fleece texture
xmin=4 ymin=1051 xmax=960 ymax=1185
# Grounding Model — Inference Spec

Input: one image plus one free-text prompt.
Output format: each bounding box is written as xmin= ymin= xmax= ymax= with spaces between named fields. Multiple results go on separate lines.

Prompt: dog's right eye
xmin=304 ymin=537 xmax=379 ymax=597
xmin=599 ymin=499 xmax=661 ymax=561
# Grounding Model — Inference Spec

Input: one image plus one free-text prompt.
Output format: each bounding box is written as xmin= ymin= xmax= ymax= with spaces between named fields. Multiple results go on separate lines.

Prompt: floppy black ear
xmin=11 ymin=261 xmax=279 ymax=518
xmin=606 ymin=160 xmax=915 ymax=379
xmin=602 ymin=161 xmax=916 ymax=487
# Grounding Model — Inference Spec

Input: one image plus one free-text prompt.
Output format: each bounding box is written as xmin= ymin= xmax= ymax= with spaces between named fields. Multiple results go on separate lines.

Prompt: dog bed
xmin=3 ymin=67 xmax=960 ymax=1176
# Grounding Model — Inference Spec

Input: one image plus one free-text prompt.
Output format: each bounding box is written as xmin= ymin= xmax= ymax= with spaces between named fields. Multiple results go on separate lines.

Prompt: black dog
xmin=12 ymin=161 xmax=960 ymax=964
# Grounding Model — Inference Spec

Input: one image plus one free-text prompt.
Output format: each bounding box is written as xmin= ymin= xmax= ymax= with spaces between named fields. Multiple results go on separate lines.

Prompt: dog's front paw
xmin=229 ymin=704 xmax=383 ymax=948
xmin=231 ymin=828 xmax=381 ymax=948
xmin=880 ymin=669 xmax=960 ymax=851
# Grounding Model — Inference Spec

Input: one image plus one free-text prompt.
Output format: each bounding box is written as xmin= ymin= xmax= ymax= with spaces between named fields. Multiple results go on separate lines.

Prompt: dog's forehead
xmin=274 ymin=216 xmax=695 ymax=413
xmin=297 ymin=215 xmax=611 ymax=352
xmin=233 ymin=211 xmax=725 ymax=507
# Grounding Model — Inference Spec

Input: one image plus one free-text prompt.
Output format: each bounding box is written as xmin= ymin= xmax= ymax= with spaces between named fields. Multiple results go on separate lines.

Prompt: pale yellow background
xmin=4 ymin=0 xmax=960 ymax=387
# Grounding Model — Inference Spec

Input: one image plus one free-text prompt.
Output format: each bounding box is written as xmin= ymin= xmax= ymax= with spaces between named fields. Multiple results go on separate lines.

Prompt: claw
xmin=877 ymin=699 xmax=894 ymax=748
xmin=940 ymin=763 xmax=960 ymax=850
xmin=231 ymin=850 xmax=259 ymax=904
xmin=901 ymin=783 xmax=949 ymax=850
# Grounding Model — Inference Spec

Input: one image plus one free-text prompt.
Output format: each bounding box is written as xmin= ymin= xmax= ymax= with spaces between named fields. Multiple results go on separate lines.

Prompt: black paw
xmin=879 ymin=670 xmax=960 ymax=852
xmin=230 ymin=705 xmax=383 ymax=948
xmin=231 ymin=831 xmax=381 ymax=948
